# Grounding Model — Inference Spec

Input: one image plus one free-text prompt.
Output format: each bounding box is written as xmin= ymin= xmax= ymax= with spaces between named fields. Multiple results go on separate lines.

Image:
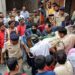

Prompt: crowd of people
xmin=0 ymin=0 xmax=75 ymax=75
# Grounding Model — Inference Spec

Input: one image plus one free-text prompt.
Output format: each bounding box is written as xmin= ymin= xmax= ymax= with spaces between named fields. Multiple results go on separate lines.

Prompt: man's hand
xmin=1 ymin=59 xmax=4 ymax=64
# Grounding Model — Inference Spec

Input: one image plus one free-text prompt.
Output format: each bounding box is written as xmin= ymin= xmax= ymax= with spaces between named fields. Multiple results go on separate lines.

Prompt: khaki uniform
xmin=2 ymin=40 xmax=23 ymax=69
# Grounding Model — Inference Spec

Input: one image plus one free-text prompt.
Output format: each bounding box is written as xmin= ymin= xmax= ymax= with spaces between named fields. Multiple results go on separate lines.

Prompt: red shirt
xmin=0 ymin=31 xmax=5 ymax=48
xmin=44 ymin=65 xmax=55 ymax=71
xmin=17 ymin=25 xmax=26 ymax=36
xmin=38 ymin=24 xmax=45 ymax=32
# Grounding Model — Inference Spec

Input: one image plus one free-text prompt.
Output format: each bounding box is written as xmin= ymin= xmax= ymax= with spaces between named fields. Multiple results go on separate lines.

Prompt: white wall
xmin=0 ymin=0 xmax=6 ymax=16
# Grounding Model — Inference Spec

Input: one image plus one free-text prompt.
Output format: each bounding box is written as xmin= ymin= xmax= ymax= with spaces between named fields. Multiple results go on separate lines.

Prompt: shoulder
xmin=26 ymin=11 xmax=29 ymax=13
xmin=20 ymin=11 xmax=23 ymax=13
xmin=5 ymin=41 xmax=10 ymax=45
xmin=44 ymin=71 xmax=55 ymax=75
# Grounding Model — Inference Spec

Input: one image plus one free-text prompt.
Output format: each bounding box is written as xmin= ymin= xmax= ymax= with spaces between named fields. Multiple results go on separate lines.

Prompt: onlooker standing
xmin=33 ymin=10 xmax=40 ymax=24
xmin=42 ymin=22 xmax=55 ymax=39
xmin=17 ymin=18 xmax=26 ymax=36
xmin=11 ymin=8 xmax=17 ymax=17
xmin=39 ymin=2 xmax=46 ymax=24
xmin=55 ymin=7 xmax=69 ymax=26
xmin=44 ymin=55 xmax=55 ymax=71
xmin=15 ymin=11 xmax=24 ymax=22
xmin=1 ymin=32 xmax=28 ymax=69
xmin=54 ymin=50 xmax=73 ymax=75
xmin=26 ymin=24 xmax=42 ymax=38
xmin=4 ymin=57 xmax=27 ymax=75
xmin=20 ymin=6 xmax=30 ymax=19
xmin=7 ymin=21 xmax=18 ymax=40
xmin=0 ymin=22 xmax=7 ymax=64
xmin=57 ymin=27 xmax=75 ymax=54
xmin=54 ymin=4 xmax=60 ymax=16
xmin=47 ymin=2 xmax=56 ymax=16
xmin=35 ymin=55 xmax=55 ymax=75
xmin=9 ymin=15 xmax=19 ymax=27
xmin=67 ymin=48 xmax=75 ymax=75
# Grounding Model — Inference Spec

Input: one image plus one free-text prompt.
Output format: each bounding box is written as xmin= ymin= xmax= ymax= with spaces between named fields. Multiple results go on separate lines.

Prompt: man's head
xmin=12 ymin=7 xmax=17 ymax=11
xmin=51 ymin=2 xmax=57 ymax=9
xmin=31 ymin=34 xmax=39 ymax=44
xmin=6 ymin=57 xmax=19 ymax=71
xmin=58 ymin=27 xmax=67 ymax=38
xmin=22 ymin=6 xmax=26 ymax=11
xmin=35 ymin=55 xmax=46 ymax=70
xmin=59 ymin=7 xmax=65 ymax=16
xmin=46 ymin=55 xmax=54 ymax=66
xmin=47 ymin=1 xmax=51 ymax=8
xmin=40 ymin=2 xmax=44 ymax=8
xmin=56 ymin=50 xmax=67 ymax=64
xmin=8 ymin=21 xmax=15 ymax=28
xmin=0 ymin=12 xmax=4 ymax=18
xmin=19 ymin=18 xmax=25 ymax=25
xmin=45 ymin=22 xmax=52 ymax=33
xmin=0 ymin=22 xmax=5 ymax=31
xmin=31 ymin=24 xmax=37 ymax=34
xmin=34 ymin=10 xmax=38 ymax=16
xmin=54 ymin=4 xmax=60 ymax=12
xmin=10 ymin=15 xmax=15 ymax=21
xmin=10 ymin=31 xmax=19 ymax=45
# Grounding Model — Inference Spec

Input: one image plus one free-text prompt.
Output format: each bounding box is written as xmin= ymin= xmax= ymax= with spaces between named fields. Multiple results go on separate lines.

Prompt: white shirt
xmin=15 ymin=15 xmax=24 ymax=21
xmin=30 ymin=40 xmax=51 ymax=56
xmin=54 ymin=61 xmax=73 ymax=75
xmin=20 ymin=11 xmax=29 ymax=19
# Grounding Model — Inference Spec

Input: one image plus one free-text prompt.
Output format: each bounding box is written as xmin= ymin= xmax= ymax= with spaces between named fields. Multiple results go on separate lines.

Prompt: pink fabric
xmin=4 ymin=72 xmax=8 ymax=75
xmin=68 ymin=48 xmax=75 ymax=55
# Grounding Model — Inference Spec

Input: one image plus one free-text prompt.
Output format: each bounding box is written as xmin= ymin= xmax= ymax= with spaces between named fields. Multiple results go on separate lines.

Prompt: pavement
xmin=0 ymin=63 xmax=32 ymax=75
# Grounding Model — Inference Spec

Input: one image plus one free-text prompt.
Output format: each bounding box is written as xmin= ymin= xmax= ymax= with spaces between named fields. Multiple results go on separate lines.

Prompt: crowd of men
xmin=0 ymin=0 xmax=75 ymax=75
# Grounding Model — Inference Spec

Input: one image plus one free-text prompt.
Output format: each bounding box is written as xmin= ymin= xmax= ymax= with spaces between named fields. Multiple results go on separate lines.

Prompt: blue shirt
xmin=36 ymin=71 xmax=55 ymax=75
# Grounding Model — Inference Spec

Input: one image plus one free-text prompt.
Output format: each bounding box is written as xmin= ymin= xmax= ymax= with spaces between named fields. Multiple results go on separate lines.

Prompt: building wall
xmin=71 ymin=0 xmax=75 ymax=13
xmin=0 ymin=0 xmax=6 ymax=15
xmin=6 ymin=0 xmax=38 ymax=12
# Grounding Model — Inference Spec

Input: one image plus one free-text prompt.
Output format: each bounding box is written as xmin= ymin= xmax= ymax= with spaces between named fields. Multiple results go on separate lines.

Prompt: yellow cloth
xmin=47 ymin=8 xmax=55 ymax=15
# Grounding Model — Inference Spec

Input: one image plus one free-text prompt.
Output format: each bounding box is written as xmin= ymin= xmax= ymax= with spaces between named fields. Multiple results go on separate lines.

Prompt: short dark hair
xmin=0 ymin=22 xmax=4 ymax=28
xmin=58 ymin=27 xmax=67 ymax=35
xmin=56 ymin=50 xmax=67 ymax=64
xmin=46 ymin=22 xmax=52 ymax=28
xmin=8 ymin=21 xmax=15 ymax=25
xmin=46 ymin=55 xmax=54 ymax=66
xmin=10 ymin=15 xmax=15 ymax=18
xmin=6 ymin=57 xmax=18 ymax=71
xmin=0 ymin=12 xmax=3 ymax=14
xmin=35 ymin=55 xmax=46 ymax=70
xmin=10 ymin=31 xmax=19 ymax=41
xmin=52 ymin=2 xmax=58 ymax=7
